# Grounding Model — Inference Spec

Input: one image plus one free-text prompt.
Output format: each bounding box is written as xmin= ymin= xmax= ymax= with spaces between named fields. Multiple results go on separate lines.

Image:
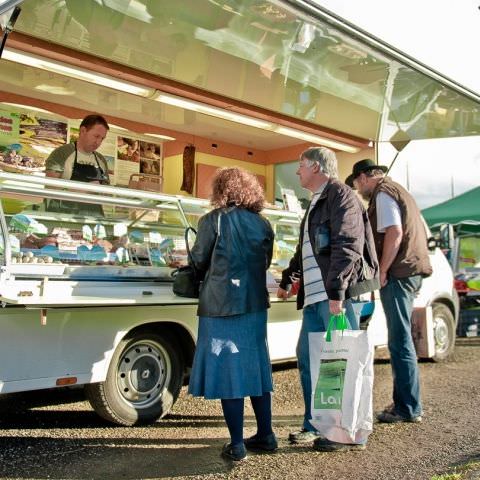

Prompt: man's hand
xmin=277 ymin=287 xmax=291 ymax=300
xmin=329 ymin=299 xmax=343 ymax=315
xmin=380 ymin=270 xmax=388 ymax=287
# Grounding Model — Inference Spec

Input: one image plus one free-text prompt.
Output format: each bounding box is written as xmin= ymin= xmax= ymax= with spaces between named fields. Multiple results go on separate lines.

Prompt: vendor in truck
xmin=44 ymin=114 xmax=110 ymax=216
xmin=45 ymin=114 xmax=110 ymax=185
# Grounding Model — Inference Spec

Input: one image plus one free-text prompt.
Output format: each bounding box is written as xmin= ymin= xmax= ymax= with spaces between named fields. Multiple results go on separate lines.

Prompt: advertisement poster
xmin=0 ymin=110 xmax=20 ymax=145
xmin=0 ymin=112 xmax=66 ymax=173
xmin=139 ymin=140 xmax=162 ymax=176
xmin=115 ymin=136 xmax=140 ymax=186
xmin=19 ymin=114 xmax=68 ymax=161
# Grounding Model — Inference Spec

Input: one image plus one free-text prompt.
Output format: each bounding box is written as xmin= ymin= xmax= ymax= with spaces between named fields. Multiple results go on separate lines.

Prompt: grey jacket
xmin=190 ymin=206 xmax=274 ymax=317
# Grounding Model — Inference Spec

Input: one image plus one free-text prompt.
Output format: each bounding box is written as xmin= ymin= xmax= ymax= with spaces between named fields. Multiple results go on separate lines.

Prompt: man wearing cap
xmin=278 ymin=147 xmax=379 ymax=452
xmin=347 ymin=159 xmax=432 ymax=424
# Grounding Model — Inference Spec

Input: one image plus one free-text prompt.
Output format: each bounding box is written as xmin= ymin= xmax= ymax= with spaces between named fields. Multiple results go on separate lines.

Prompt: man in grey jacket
xmin=278 ymin=147 xmax=379 ymax=452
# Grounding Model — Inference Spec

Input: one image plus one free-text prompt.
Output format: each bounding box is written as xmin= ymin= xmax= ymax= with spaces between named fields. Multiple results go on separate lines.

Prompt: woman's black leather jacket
xmin=190 ymin=206 xmax=274 ymax=317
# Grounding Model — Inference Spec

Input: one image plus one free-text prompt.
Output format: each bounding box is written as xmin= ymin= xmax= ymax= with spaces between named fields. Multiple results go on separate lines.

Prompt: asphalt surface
xmin=0 ymin=338 xmax=479 ymax=480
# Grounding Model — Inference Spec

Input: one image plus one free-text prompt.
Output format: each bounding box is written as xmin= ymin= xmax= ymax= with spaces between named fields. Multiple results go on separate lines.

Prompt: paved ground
xmin=0 ymin=338 xmax=479 ymax=480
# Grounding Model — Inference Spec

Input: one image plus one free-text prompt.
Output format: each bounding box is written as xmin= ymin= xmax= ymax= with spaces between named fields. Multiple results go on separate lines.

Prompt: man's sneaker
xmin=288 ymin=428 xmax=321 ymax=444
xmin=313 ymin=437 xmax=366 ymax=452
xmin=244 ymin=433 xmax=278 ymax=452
xmin=221 ymin=442 xmax=247 ymax=461
xmin=376 ymin=409 xmax=422 ymax=424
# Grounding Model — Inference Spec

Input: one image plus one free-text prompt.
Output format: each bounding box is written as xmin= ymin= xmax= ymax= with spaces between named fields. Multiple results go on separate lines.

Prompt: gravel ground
xmin=0 ymin=339 xmax=479 ymax=480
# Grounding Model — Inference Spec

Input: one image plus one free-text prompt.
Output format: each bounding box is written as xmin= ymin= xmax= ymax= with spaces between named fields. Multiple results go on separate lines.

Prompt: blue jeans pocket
xmin=350 ymin=299 xmax=375 ymax=329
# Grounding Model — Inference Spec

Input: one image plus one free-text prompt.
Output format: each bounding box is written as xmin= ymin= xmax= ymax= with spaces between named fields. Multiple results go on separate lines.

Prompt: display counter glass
xmin=0 ymin=172 xmax=301 ymax=283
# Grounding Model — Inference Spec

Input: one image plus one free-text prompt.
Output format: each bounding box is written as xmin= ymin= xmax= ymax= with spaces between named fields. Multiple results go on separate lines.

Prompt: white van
xmin=0 ymin=174 xmax=457 ymax=426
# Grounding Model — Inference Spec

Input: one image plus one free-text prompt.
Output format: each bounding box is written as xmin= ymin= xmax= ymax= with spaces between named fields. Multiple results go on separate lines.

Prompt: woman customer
xmin=188 ymin=167 xmax=277 ymax=461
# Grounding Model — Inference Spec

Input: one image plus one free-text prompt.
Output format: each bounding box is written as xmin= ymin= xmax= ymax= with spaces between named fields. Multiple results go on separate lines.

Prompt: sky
xmin=314 ymin=0 xmax=480 ymax=96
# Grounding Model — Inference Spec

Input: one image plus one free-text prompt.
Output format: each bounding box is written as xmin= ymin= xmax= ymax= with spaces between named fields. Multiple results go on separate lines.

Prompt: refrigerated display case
xmin=0 ymin=171 xmax=303 ymax=425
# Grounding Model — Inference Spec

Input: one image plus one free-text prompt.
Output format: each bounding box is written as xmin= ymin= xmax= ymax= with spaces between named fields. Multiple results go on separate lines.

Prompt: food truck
xmin=0 ymin=172 xmax=458 ymax=425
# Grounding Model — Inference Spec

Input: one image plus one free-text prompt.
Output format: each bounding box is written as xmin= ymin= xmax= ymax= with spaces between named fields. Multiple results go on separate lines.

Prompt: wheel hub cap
xmin=116 ymin=341 xmax=170 ymax=408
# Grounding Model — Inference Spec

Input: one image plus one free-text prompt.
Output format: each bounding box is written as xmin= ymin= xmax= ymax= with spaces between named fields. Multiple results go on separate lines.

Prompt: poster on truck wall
xmin=115 ymin=136 xmax=140 ymax=186
xmin=20 ymin=114 xmax=68 ymax=160
xmin=115 ymin=137 xmax=163 ymax=190
xmin=0 ymin=110 xmax=20 ymax=144
xmin=0 ymin=111 xmax=66 ymax=173
xmin=139 ymin=141 xmax=161 ymax=176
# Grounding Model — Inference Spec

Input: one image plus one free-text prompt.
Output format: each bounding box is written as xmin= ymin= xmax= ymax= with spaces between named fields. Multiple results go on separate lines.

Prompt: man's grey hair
xmin=301 ymin=147 xmax=338 ymax=179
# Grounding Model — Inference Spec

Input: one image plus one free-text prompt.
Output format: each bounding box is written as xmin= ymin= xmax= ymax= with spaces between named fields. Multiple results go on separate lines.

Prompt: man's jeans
xmin=380 ymin=275 xmax=423 ymax=418
xmin=296 ymin=299 xmax=365 ymax=432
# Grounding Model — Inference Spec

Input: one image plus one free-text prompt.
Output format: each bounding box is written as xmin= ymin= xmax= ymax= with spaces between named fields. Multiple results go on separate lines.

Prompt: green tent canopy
xmin=422 ymin=187 xmax=480 ymax=227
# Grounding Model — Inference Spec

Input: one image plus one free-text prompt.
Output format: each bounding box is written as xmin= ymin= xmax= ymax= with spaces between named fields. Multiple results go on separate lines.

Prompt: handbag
xmin=172 ymin=227 xmax=200 ymax=298
xmin=309 ymin=312 xmax=374 ymax=444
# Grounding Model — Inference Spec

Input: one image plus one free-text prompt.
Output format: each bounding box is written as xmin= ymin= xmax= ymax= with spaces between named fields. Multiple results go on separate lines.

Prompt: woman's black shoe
xmin=221 ymin=442 xmax=247 ymax=461
xmin=244 ymin=433 xmax=278 ymax=452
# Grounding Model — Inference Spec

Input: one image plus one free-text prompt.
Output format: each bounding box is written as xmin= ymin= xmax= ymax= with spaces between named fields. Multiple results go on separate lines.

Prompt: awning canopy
xmin=422 ymin=186 xmax=480 ymax=230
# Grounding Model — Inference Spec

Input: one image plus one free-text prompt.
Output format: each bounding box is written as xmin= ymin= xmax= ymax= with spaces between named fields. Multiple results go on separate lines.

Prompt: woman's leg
xmin=221 ymin=398 xmax=245 ymax=446
xmin=250 ymin=391 xmax=273 ymax=438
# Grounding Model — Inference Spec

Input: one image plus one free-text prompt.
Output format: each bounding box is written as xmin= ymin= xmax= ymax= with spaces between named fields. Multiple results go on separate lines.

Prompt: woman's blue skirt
xmin=188 ymin=310 xmax=273 ymax=399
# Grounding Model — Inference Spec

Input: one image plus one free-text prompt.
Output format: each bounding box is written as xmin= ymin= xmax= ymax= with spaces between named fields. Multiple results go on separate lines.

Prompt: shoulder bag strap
xmin=184 ymin=226 xmax=197 ymax=266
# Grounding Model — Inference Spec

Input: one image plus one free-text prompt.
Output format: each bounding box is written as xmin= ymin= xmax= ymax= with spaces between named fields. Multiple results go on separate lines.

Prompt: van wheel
xmin=432 ymin=303 xmax=456 ymax=362
xmin=85 ymin=331 xmax=184 ymax=426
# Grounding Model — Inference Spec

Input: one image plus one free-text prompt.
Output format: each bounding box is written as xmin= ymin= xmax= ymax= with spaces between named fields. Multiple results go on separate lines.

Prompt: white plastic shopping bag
xmin=309 ymin=314 xmax=374 ymax=444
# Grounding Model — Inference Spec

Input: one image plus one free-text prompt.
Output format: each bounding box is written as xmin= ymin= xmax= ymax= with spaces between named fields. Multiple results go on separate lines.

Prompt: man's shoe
xmin=376 ymin=409 xmax=422 ymax=424
xmin=288 ymin=428 xmax=321 ymax=444
xmin=313 ymin=437 xmax=366 ymax=452
xmin=244 ymin=433 xmax=278 ymax=452
xmin=221 ymin=442 xmax=247 ymax=461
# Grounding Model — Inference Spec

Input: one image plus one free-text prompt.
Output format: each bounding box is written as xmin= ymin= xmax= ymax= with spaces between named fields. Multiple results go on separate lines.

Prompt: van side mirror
xmin=427 ymin=236 xmax=437 ymax=252
xmin=438 ymin=224 xmax=454 ymax=251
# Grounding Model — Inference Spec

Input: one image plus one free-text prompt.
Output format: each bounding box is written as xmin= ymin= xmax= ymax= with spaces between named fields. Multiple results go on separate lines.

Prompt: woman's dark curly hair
xmin=210 ymin=167 xmax=265 ymax=213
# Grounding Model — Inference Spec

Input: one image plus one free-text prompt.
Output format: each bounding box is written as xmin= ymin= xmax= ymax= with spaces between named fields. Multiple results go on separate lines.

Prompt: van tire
xmin=432 ymin=303 xmax=456 ymax=362
xmin=85 ymin=331 xmax=184 ymax=426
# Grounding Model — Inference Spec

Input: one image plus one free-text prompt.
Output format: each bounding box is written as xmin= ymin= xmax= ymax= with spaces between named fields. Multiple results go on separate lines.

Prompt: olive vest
xmin=368 ymin=177 xmax=432 ymax=278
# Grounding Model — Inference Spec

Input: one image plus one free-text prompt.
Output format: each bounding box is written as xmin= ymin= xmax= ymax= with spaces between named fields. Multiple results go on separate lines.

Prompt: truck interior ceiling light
xmin=2 ymin=47 xmax=155 ymax=97
xmin=154 ymin=92 xmax=360 ymax=152
xmin=153 ymin=92 xmax=275 ymax=130
xmin=272 ymin=126 xmax=360 ymax=153
xmin=108 ymin=123 xmax=129 ymax=132
xmin=143 ymin=133 xmax=176 ymax=141
xmin=2 ymin=102 xmax=54 ymax=114
xmin=2 ymin=48 xmax=360 ymax=153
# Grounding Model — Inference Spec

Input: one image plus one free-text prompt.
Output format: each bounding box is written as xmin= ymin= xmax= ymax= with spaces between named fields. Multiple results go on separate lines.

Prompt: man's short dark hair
xmin=80 ymin=114 xmax=109 ymax=131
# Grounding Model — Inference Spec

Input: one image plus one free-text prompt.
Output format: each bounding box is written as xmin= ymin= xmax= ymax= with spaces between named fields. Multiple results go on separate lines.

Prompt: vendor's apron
xmin=47 ymin=146 xmax=107 ymax=216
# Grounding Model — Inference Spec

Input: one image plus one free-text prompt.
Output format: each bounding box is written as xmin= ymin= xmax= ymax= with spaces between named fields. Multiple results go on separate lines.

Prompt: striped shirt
xmin=302 ymin=184 xmax=328 ymax=307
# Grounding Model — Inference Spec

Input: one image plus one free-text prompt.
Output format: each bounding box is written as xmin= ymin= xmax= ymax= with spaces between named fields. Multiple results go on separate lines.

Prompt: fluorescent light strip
xmin=2 ymin=47 xmax=154 ymax=98
xmin=2 ymin=102 xmax=54 ymax=114
xmin=273 ymin=126 xmax=360 ymax=153
xmin=154 ymin=92 xmax=275 ymax=130
xmin=154 ymin=92 xmax=360 ymax=152
xmin=143 ymin=133 xmax=176 ymax=141
xmin=2 ymin=48 xmax=361 ymax=152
